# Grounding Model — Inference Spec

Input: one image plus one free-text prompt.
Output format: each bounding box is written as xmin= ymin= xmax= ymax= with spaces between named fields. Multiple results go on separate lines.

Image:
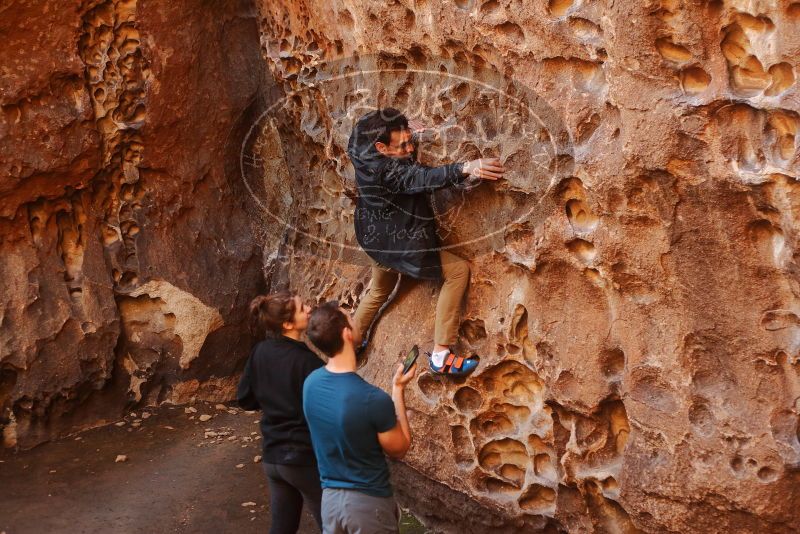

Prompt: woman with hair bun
xmin=237 ymin=291 xmax=324 ymax=533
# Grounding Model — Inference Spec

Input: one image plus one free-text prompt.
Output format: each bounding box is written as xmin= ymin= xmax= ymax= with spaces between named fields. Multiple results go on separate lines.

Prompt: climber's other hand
xmin=408 ymin=119 xmax=428 ymax=133
xmin=462 ymin=158 xmax=505 ymax=181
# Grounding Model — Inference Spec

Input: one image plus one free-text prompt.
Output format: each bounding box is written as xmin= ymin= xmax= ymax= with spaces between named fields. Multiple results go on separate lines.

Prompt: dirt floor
xmin=0 ymin=403 xmax=426 ymax=534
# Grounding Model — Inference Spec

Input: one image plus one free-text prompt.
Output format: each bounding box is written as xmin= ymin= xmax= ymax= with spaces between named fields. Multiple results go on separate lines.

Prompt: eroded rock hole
xmin=510 ymin=304 xmax=528 ymax=341
xmin=760 ymin=310 xmax=800 ymax=331
xmin=533 ymin=453 xmax=557 ymax=480
xmin=451 ymin=425 xmax=476 ymax=466
xmin=747 ymin=219 xmax=784 ymax=266
xmin=518 ymin=484 xmax=556 ymax=512
xmin=575 ymin=112 xmax=601 ymax=145
xmin=688 ymin=398 xmax=715 ymax=437
xmin=479 ymin=0 xmax=499 ymax=15
xmin=767 ymin=111 xmax=798 ymax=163
xmin=566 ymin=238 xmax=596 ymax=262
xmin=483 ymin=477 xmax=519 ymax=494
xmin=757 ymin=466 xmax=778 ymax=482
xmin=631 ymin=371 xmax=678 ymax=413
xmin=460 ymin=319 xmax=487 ymax=344
xmin=600 ymin=348 xmax=625 ymax=379
xmin=477 ymin=438 xmax=533 ymax=494
xmin=720 ymin=16 xmax=782 ymax=96
xmin=655 ymin=37 xmax=692 ymax=63
xmin=730 ymin=455 xmax=744 ymax=473
xmin=454 ymin=386 xmax=483 ymax=412
xmin=765 ymin=63 xmax=795 ymax=96
xmin=565 ymin=199 xmax=599 ymax=232
xmin=499 ymin=463 xmax=526 ymax=488
xmin=548 ymin=0 xmax=574 ymax=18
xmin=679 ymin=66 xmax=711 ymax=94
xmin=568 ymin=17 xmax=602 ymax=42
xmin=494 ymin=22 xmax=525 ymax=44
xmin=417 ymin=372 xmax=443 ymax=402
xmin=472 ymin=411 xmax=515 ymax=437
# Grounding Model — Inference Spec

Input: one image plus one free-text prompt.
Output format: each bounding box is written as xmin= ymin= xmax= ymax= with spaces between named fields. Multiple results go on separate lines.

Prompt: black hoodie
xmin=347 ymin=130 xmax=466 ymax=280
xmin=237 ymin=336 xmax=324 ymax=465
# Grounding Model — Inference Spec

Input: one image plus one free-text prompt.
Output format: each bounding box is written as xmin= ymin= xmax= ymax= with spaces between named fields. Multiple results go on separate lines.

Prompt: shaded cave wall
xmin=0 ymin=0 xmax=269 ymax=448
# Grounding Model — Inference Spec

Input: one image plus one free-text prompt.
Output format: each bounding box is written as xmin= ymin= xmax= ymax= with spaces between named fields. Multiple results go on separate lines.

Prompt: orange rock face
xmin=3 ymin=0 xmax=800 ymax=531
xmin=248 ymin=0 xmax=800 ymax=531
xmin=1 ymin=0 xmax=265 ymax=448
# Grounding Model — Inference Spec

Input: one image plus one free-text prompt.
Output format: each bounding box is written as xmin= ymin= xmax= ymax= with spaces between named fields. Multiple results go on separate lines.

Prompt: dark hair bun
xmin=249 ymin=291 xmax=296 ymax=339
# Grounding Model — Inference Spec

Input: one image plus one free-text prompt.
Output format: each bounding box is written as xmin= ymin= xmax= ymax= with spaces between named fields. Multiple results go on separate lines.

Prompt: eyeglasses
xmin=388 ymin=139 xmax=415 ymax=151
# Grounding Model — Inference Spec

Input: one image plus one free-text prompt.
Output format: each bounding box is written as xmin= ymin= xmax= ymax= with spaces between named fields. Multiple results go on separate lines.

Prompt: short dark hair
xmin=306 ymin=301 xmax=351 ymax=357
xmin=353 ymin=107 xmax=409 ymax=146
xmin=249 ymin=291 xmax=296 ymax=339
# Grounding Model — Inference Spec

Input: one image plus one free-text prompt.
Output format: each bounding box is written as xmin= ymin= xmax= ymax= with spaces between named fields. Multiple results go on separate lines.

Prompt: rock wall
xmin=3 ymin=0 xmax=800 ymax=531
xmin=249 ymin=0 xmax=800 ymax=532
xmin=0 ymin=0 xmax=267 ymax=448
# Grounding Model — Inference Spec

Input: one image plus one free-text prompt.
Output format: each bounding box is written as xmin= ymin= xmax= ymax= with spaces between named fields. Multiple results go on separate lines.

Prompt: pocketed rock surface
xmin=1 ymin=0 xmax=265 ymax=448
xmin=249 ymin=0 xmax=800 ymax=532
xmin=2 ymin=0 xmax=800 ymax=532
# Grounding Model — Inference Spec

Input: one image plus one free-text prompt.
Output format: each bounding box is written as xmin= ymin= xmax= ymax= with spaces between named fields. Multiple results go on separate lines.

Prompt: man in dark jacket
xmin=348 ymin=108 xmax=505 ymax=376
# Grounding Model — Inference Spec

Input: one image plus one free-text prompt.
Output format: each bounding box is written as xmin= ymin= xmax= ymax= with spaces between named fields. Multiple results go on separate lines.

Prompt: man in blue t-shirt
xmin=304 ymin=301 xmax=416 ymax=534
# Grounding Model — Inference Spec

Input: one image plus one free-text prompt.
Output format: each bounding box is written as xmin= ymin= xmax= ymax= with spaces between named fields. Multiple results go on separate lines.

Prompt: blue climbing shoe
xmin=427 ymin=350 xmax=479 ymax=377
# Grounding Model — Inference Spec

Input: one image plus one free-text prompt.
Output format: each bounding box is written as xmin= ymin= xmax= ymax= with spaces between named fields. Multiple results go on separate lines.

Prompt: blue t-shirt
xmin=302 ymin=368 xmax=397 ymax=497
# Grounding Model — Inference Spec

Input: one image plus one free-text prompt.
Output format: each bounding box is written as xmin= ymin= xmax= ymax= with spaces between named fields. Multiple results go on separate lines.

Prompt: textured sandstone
xmin=128 ymin=280 xmax=225 ymax=370
xmin=2 ymin=0 xmax=800 ymax=532
xmin=248 ymin=0 xmax=800 ymax=532
xmin=1 ymin=0 xmax=265 ymax=448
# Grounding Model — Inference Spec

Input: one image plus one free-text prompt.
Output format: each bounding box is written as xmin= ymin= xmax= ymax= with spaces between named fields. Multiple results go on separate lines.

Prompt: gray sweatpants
xmin=321 ymin=488 xmax=399 ymax=534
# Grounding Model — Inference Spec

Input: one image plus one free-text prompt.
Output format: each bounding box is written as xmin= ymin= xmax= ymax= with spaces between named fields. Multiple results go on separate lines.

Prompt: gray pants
xmin=321 ymin=488 xmax=399 ymax=534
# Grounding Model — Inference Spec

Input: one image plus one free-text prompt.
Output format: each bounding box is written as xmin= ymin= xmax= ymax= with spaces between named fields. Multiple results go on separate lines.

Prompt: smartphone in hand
xmin=402 ymin=345 xmax=419 ymax=374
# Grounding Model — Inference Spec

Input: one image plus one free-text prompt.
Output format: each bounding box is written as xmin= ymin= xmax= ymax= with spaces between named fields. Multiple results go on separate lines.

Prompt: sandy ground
xmin=0 ymin=403 xmax=320 ymax=534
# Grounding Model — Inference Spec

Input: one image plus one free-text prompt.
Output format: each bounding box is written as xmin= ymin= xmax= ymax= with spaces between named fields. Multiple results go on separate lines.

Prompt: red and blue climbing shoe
xmin=427 ymin=350 xmax=479 ymax=377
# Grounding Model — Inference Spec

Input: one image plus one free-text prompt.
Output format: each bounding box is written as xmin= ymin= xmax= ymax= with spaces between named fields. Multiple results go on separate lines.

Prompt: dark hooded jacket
xmin=348 ymin=131 xmax=466 ymax=280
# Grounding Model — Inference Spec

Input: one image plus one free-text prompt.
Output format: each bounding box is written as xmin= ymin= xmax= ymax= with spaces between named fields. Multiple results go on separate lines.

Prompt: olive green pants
xmin=353 ymin=251 xmax=470 ymax=347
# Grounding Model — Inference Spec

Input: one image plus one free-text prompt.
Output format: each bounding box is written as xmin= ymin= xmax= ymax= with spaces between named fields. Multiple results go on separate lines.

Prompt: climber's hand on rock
xmin=462 ymin=158 xmax=505 ymax=181
xmin=392 ymin=363 xmax=416 ymax=390
xmin=408 ymin=119 xmax=428 ymax=133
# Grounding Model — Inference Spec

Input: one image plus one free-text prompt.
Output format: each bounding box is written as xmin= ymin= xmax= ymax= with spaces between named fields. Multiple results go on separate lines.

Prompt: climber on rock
xmin=347 ymin=107 xmax=505 ymax=377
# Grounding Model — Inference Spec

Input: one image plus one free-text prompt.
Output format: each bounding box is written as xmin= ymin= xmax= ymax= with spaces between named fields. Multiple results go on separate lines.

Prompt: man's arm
xmin=378 ymin=159 xmax=465 ymax=195
xmin=377 ymin=363 xmax=417 ymax=459
xmin=378 ymin=157 xmax=506 ymax=196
